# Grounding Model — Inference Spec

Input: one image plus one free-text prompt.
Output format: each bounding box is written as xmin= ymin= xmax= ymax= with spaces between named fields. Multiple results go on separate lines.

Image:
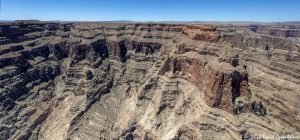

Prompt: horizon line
xmin=1 ymin=19 xmax=300 ymax=23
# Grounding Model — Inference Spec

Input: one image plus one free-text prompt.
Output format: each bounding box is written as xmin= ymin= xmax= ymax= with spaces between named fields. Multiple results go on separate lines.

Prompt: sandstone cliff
xmin=0 ymin=22 xmax=299 ymax=140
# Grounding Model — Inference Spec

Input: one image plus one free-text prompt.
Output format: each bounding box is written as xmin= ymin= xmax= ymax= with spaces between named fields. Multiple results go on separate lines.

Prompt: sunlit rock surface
xmin=0 ymin=21 xmax=299 ymax=140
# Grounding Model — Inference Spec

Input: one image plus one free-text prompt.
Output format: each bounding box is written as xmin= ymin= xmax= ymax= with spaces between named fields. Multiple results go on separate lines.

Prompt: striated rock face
xmin=245 ymin=24 xmax=300 ymax=37
xmin=0 ymin=22 xmax=300 ymax=140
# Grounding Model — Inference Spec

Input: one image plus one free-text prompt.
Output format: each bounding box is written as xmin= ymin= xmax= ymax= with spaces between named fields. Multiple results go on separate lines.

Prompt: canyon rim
xmin=0 ymin=21 xmax=300 ymax=140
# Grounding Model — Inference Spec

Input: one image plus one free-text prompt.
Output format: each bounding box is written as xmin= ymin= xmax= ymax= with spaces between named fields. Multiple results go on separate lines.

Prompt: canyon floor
xmin=0 ymin=21 xmax=300 ymax=140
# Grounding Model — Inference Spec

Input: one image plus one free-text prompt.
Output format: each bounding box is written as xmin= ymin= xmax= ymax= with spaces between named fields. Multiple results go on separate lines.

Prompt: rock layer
xmin=0 ymin=22 xmax=299 ymax=140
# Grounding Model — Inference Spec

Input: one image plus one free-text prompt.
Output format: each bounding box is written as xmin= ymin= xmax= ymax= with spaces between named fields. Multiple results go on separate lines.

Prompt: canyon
xmin=0 ymin=21 xmax=300 ymax=140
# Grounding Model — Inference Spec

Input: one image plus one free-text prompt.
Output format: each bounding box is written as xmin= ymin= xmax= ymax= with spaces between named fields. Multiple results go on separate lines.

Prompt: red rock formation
xmin=183 ymin=25 xmax=220 ymax=42
xmin=1 ymin=22 xmax=299 ymax=140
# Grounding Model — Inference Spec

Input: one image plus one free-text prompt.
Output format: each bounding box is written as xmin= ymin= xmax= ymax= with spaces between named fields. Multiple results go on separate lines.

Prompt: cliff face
xmin=0 ymin=22 xmax=299 ymax=140
xmin=245 ymin=24 xmax=300 ymax=37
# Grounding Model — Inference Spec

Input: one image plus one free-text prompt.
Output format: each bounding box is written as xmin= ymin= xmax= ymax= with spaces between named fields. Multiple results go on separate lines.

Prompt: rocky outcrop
xmin=161 ymin=46 xmax=250 ymax=113
xmin=0 ymin=22 xmax=299 ymax=140
xmin=183 ymin=24 xmax=220 ymax=42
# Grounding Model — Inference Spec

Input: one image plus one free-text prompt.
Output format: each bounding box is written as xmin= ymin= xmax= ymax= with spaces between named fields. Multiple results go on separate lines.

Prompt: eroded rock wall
xmin=0 ymin=22 xmax=299 ymax=140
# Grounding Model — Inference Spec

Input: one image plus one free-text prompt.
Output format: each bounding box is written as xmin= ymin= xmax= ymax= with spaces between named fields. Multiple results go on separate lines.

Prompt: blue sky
xmin=0 ymin=0 xmax=299 ymax=21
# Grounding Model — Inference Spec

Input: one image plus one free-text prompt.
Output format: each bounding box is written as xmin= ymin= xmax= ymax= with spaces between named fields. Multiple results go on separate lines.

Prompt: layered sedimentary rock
xmin=0 ymin=22 xmax=299 ymax=140
xmin=245 ymin=24 xmax=300 ymax=37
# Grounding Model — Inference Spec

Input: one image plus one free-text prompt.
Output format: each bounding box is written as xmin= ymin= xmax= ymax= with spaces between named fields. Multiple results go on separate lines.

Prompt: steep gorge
xmin=0 ymin=22 xmax=299 ymax=140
